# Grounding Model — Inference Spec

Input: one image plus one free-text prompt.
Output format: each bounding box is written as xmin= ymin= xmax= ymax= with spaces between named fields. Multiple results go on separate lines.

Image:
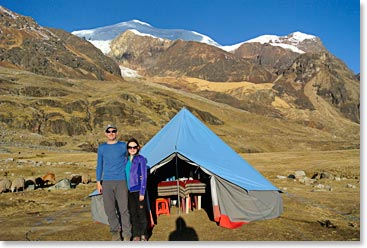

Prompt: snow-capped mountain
xmin=221 ymin=32 xmax=321 ymax=53
xmin=72 ymin=19 xmax=220 ymax=53
xmin=245 ymin=32 xmax=319 ymax=53
xmin=72 ymin=19 xmax=322 ymax=55
xmin=246 ymin=31 xmax=316 ymax=45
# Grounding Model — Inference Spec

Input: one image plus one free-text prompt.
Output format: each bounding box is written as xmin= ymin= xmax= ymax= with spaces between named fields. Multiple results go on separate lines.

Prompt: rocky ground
xmin=0 ymin=146 xmax=360 ymax=243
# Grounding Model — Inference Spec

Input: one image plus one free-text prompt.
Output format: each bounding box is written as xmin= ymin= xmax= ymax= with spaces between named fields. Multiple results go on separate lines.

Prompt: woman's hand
xmin=139 ymin=194 xmax=145 ymax=201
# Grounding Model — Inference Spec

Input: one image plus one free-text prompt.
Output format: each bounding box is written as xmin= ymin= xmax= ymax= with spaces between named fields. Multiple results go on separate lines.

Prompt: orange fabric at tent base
xmin=213 ymin=205 xmax=247 ymax=229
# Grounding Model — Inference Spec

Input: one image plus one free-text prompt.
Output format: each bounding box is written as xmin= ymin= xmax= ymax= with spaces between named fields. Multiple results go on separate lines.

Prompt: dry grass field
xmin=0 ymin=145 xmax=360 ymax=242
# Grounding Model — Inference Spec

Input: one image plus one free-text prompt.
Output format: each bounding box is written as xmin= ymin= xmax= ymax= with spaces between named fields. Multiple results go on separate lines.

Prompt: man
xmin=96 ymin=124 xmax=132 ymax=241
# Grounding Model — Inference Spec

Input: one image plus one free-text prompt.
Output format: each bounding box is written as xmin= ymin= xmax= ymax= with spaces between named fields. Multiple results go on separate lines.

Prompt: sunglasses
xmin=128 ymin=146 xmax=138 ymax=150
xmin=106 ymin=130 xmax=117 ymax=133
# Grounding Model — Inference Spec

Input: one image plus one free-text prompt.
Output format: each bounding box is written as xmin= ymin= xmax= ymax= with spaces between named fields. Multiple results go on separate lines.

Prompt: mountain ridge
xmin=0 ymin=6 xmax=122 ymax=81
xmin=72 ymin=19 xmax=326 ymax=57
xmin=73 ymin=19 xmax=219 ymax=45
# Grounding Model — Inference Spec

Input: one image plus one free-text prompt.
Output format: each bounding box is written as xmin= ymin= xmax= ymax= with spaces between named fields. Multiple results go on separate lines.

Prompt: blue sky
xmin=0 ymin=0 xmax=361 ymax=74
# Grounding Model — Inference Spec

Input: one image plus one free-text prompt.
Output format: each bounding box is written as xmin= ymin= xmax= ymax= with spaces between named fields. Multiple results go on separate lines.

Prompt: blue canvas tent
xmin=140 ymin=107 xmax=283 ymax=228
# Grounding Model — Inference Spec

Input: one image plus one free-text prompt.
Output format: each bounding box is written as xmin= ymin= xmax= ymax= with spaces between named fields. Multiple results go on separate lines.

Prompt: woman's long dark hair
xmin=126 ymin=137 xmax=140 ymax=155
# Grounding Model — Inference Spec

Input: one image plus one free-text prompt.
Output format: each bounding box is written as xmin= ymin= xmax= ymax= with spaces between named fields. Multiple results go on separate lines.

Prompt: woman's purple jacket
xmin=124 ymin=154 xmax=148 ymax=196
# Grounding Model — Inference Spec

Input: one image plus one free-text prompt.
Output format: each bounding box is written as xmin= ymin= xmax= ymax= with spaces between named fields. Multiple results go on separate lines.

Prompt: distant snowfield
xmin=119 ymin=65 xmax=141 ymax=78
xmin=89 ymin=40 xmax=111 ymax=54
xmin=130 ymin=29 xmax=162 ymax=39
xmin=265 ymin=43 xmax=305 ymax=53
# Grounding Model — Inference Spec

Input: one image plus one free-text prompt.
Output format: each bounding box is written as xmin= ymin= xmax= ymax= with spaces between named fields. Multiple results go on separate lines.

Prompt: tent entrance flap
xmin=213 ymin=175 xmax=283 ymax=223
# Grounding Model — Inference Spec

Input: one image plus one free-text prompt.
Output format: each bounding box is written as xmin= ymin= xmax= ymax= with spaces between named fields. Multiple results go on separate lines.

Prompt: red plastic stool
xmin=155 ymin=198 xmax=170 ymax=217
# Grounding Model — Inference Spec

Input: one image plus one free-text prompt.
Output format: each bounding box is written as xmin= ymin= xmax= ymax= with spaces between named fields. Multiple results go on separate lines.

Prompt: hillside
xmin=0 ymin=6 xmax=121 ymax=80
xmin=0 ymin=67 xmax=359 ymax=154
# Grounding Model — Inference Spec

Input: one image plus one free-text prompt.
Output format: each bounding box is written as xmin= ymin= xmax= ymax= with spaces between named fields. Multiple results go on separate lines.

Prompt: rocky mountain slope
xmin=0 ymin=66 xmax=359 ymax=153
xmin=233 ymin=32 xmax=326 ymax=72
xmin=103 ymin=23 xmax=359 ymax=125
xmin=110 ymin=32 xmax=274 ymax=83
xmin=273 ymin=52 xmax=360 ymax=124
xmin=104 ymin=23 xmax=331 ymax=83
xmin=0 ymin=6 xmax=121 ymax=80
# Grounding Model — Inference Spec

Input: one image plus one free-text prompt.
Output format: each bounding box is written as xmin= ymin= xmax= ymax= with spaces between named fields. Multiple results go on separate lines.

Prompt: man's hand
xmin=97 ymin=181 xmax=102 ymax=194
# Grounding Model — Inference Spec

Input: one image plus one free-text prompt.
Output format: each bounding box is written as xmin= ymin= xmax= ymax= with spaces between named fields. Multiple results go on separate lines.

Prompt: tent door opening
xmin=147 ymin=156 xmax=213 ymax=222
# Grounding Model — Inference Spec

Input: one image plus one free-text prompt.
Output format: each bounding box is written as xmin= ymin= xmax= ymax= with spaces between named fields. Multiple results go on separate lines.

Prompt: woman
xmin=124 ymin=138 xmax=148 ymax=241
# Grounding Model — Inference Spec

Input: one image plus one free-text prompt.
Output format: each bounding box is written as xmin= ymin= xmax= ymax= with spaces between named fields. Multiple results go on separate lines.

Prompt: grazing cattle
xmin=70 ymin=174 xmax=82 ymax=185
xmin=0 ymin=178 xmax=12 ymax=193
xmin=10 ymin=177 xmax=25 ymax=192
xmin=81 ymin=173 xmax=91 ymax=184
xmin=42 ymin=173 xmax=56 ymax=186
xmin=25 ymin=177 xmax=36 ymax=190
xmin=35 ymin=177 xmax=44 ymax=188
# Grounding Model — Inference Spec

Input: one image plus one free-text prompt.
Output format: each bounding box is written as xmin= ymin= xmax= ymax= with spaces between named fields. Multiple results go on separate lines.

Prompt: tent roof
xmin=140 ymin=108 xmax=279 ymax=191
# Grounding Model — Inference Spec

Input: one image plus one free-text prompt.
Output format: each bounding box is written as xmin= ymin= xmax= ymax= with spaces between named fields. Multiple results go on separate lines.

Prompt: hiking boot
xmin=141 ymin=235 xmax=147 ymax=241
xmin=111 ymin=231 xmax=122 ymax=241
xmin=133 ymin=236 xmax=141 ymax=241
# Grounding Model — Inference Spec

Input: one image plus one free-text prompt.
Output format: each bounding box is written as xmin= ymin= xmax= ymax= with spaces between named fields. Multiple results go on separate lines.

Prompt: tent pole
xmin=175 ymin=151 xmax=181 ymax=215
xmin=174 ymin=151 xmax=182 ymax=231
